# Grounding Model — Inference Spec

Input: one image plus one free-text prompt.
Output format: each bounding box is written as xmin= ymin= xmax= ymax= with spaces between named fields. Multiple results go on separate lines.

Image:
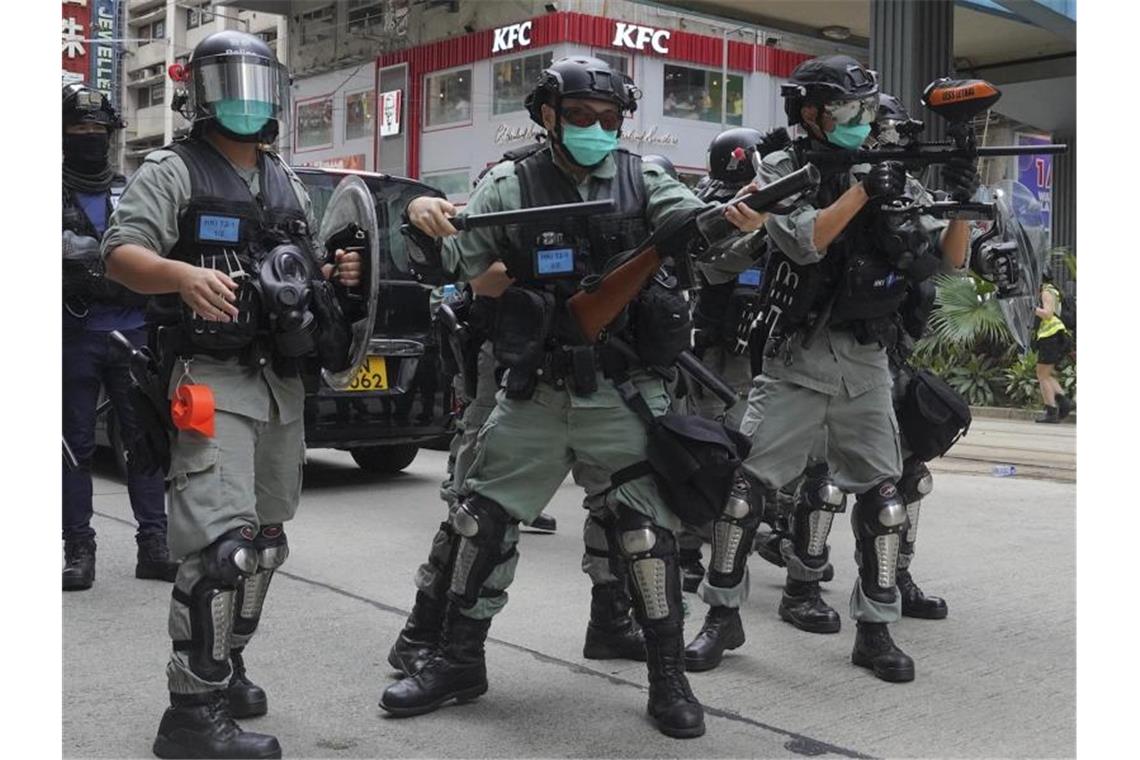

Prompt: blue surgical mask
xmin=560 ymin=122 xmax=619 ymax=167
xmin=215 ymin=99 xmax=273 ymax=136
xmin=827 ymin=123 xmax=872 ymax=150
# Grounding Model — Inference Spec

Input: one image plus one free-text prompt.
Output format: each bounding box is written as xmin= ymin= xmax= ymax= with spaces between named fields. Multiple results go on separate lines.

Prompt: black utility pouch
xmin=634 ymin=282 xmax=692 ymax=368
xmin=569 ymin=346 xmax=598 ymax=396
xmin=310 ymin=278 xmax=353 ymax=373
xmin=492 ymin=287 xmax=554 ymax=371
xmin=897 ymin=368 xmax=972 ymax=462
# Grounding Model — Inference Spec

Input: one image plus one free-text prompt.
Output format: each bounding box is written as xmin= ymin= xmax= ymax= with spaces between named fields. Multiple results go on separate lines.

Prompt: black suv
xmin=292 ymin=167 xmax=455 ymax=473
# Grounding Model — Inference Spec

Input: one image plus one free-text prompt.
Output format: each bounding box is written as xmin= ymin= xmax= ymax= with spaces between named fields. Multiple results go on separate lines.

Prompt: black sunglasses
xmin=560 ymin=105 xmax=623 ymax=131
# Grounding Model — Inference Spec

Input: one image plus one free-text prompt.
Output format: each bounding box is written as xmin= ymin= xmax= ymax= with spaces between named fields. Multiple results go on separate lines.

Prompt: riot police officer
xmin=674 ymin=128 xmax=769 ymax=591
xmin=381 ymin=55 xmax=765 ymax=738
xmin=63 ymin=83 xmax=178 ymax=591
xmin=103 ymin=31 xmax=360 ymax=758
xmin=747 ymin=93 xmax=952 ymax=624
xmin=684 ymin=55 xmax=974 ymax=682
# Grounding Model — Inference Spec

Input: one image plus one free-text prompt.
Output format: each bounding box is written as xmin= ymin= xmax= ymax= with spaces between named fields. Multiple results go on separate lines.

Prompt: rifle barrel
xmin=451 ymin=199 xmax=616 ymax=231
xmin=805 ymin=143 xmax=1068 ymax=165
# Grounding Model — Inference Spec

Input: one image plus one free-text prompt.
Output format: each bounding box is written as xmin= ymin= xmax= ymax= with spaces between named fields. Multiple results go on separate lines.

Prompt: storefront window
xmin=425 ymin=69 xmax=472 ymax=127
xmin=296 ymin=95 xmax=334 ymax=150
xmin=345 ymin=90 xmax=374 ymax=142
xmin=663 ymin=65 xmax=743 ymax=125
xmin=493 ymin=51 xmax=553 ymax=115
xmin=594 ymin=52 xmax=630 ymax=76
xmin=422 ymin=169 xmax=471 ymax=199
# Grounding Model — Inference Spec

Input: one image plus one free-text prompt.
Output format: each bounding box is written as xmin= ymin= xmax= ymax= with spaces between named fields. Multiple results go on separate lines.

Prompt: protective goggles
xmin=823 ymin=94 xmax=879 ymax=126
xmin=560 ymin=105 xmax=623 ymax=131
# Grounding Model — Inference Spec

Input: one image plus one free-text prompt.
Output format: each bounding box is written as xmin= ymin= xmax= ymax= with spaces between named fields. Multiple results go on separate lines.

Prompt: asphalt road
xmin=64 ymin=433 xmax=1075 ymax=759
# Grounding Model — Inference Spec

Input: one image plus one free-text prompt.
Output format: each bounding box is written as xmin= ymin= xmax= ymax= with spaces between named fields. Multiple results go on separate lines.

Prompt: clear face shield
xmin=187 ymin=53 xmax=289 ymax=136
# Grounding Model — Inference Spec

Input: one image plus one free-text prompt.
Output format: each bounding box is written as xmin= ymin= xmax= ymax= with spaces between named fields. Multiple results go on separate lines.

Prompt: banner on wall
xmin=1016 ymin=132 xmax=1054 ymax=248
xmin=379 ymin=89 xmax=402 ymax=137
xmin=90 ymin=0 xmax=120 ymax=108
xmin=301 ymin=155 xmax=366 ymax=171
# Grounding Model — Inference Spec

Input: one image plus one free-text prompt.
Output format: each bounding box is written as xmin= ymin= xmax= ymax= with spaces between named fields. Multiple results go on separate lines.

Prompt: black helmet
xmin=524 ymin=55 xmax=639 ymax=127
xmin=706 ymin=127 xmax=764 ymax=185
xmin=641 ymin=154 xmax=677 ymax=179
xmin=780 ymin=54 xmax=879 ymax=126
xmin=63 ymin=83 xmax=123 ymax=131
xmin=873 ymin=93 xmax=924 ymax=147
xmin=176 ymin=30 xmax=288 ymax=143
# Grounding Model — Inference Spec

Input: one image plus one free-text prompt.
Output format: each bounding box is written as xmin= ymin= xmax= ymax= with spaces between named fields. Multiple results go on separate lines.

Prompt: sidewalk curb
xmin=969 ymin=405 xmax=1077 ymax=424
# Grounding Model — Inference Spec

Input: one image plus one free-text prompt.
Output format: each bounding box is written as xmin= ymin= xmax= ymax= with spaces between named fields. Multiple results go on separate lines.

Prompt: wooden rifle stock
xmin=568 ymin=244 xmax=664 ymax=344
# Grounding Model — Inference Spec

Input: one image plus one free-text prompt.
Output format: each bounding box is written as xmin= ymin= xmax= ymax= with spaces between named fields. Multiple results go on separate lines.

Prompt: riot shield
xmin=317 ymin=175 xmax=382 ymax=390
xmin=974 ymin=180 xmax=1047 ymax=351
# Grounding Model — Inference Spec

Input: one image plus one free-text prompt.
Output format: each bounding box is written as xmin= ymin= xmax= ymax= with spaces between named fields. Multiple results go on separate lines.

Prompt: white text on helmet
xmin=612 ymin=23 xmax=670 ymax=54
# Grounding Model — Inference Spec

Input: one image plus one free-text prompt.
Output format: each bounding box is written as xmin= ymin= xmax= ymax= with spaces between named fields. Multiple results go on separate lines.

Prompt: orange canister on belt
xmin=171 ymin=383 xmax=216 ymax=437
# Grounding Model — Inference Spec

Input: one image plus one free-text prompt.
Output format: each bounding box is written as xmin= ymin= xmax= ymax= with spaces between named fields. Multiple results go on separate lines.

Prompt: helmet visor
xmin=824 ymin=93 xmax=879 ymax=127
xmin=189 ymin=54 xmax=289 ymax=120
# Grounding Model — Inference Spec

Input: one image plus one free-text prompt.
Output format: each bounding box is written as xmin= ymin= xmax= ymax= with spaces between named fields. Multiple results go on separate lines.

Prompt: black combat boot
xmin=683 ymin=605 xmax=745 ymax=672
xmin=583 ymin=581 xmax=646 ymax=661
xmin=851 ymin=622 xmax=915 ymax=683
xmin=62 ymin=538 xmax=96 ymax=591
xmin=379 ymin=611 xmax=491 ymax=717
xmin=778 ymin=578 xmax=841 ymax=633
xmin=678 ymin=547 xmax=705 ymax=593
xmin=152 ymin=691 xmax=281 ymax=759
xmin=1035 ymin=404 xmax=1060 ymax=423
xmin=387 ymin=591 xmax=447 ymax=676
xmin=225 ymin=647 xmax=268 ymax=719
xmin=1056 ymin=394 xmax=1075 ymax=420
xmin=897 ymin=570 xmax=948 ymax=620
xmin=645 ymin=627 xmax=705 ymax=738
xmin=136 ymin=533 xmax=179 ymax=582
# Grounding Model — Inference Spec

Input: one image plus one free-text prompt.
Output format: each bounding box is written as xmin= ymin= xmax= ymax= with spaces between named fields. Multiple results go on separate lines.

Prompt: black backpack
xmin=896 ymin=369 xmax=972 ymax=462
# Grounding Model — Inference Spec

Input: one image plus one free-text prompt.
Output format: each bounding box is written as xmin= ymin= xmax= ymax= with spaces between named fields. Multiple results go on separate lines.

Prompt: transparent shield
xmin=188 ymin=55 xmax=289 ymax=121
xmin=976 ymin=180 xmax=1047 ymax=350
xmin=317 ymin=175 xmax=381 ymax=390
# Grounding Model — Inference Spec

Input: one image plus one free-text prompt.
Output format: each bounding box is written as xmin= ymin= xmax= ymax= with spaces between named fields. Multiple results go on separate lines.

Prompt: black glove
xmin=862 ymin=161 xmax=907 ymax=199
xmin=757 ymin=127 xmax=791 ymax=158
xmin=941 ymin=156 xmax=980 ymax=202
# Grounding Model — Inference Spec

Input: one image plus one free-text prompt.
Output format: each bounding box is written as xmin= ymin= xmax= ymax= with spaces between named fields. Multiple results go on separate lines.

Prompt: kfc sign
xmin=492 ymin=21 xmax=532 ymax=53
xmin=612 ymin=22 xmax=670 ymax=54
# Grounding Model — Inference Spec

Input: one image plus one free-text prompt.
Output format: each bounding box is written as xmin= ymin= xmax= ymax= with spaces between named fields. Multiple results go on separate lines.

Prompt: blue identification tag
xmin=198 ymin=215 xmax=241 ymax=243
xmin=534 ymin=247 xmax=576 ymax=277
xmin=738 ymin=268 xmax=763 ymax=287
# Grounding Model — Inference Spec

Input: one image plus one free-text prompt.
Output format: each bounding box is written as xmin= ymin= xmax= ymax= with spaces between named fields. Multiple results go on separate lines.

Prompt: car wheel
xmin=106 ymin=411 xmax=130 ymax=480
xmin=349 ymin=444 xmax=419 ymax=474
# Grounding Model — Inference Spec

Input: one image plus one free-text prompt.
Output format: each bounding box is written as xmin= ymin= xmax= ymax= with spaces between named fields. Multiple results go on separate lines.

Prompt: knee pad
xmin=448 ymin=493 xmax=516 ymax=609
xmin=708 ymin=473 xmax=762 ymax=586
xmin=612 ymin=505 xmax=682 ymax=629
xmin=233 ymin=526 xmax=288 ymax=638
xmin=201 ymin=526 xmax=259 ymax=586
xmin=897 ymin=459 xmax=933 ymax=505
xmin=792 ymin=463 xmax=847 ymax=561
xmin=852 ymin=481 xmax=907 ymax=602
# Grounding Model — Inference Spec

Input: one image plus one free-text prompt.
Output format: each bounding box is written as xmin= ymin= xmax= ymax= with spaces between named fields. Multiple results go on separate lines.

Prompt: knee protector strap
xmin=611 ymin=505 xmax=682 ymax=630
xmin=447 ymin=493 xmax=516 ymax=609
xmin=852 ymin=481 xmax=907 ymax=603
xmin=708 ymin=473 xmax=762 ymax=585
xmin=582 ymin=513 xmax=621 ymax=585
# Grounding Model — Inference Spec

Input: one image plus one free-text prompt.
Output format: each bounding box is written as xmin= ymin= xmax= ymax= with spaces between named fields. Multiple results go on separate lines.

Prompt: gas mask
xmin=257 ymin=244 xmax=318 ymax=357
